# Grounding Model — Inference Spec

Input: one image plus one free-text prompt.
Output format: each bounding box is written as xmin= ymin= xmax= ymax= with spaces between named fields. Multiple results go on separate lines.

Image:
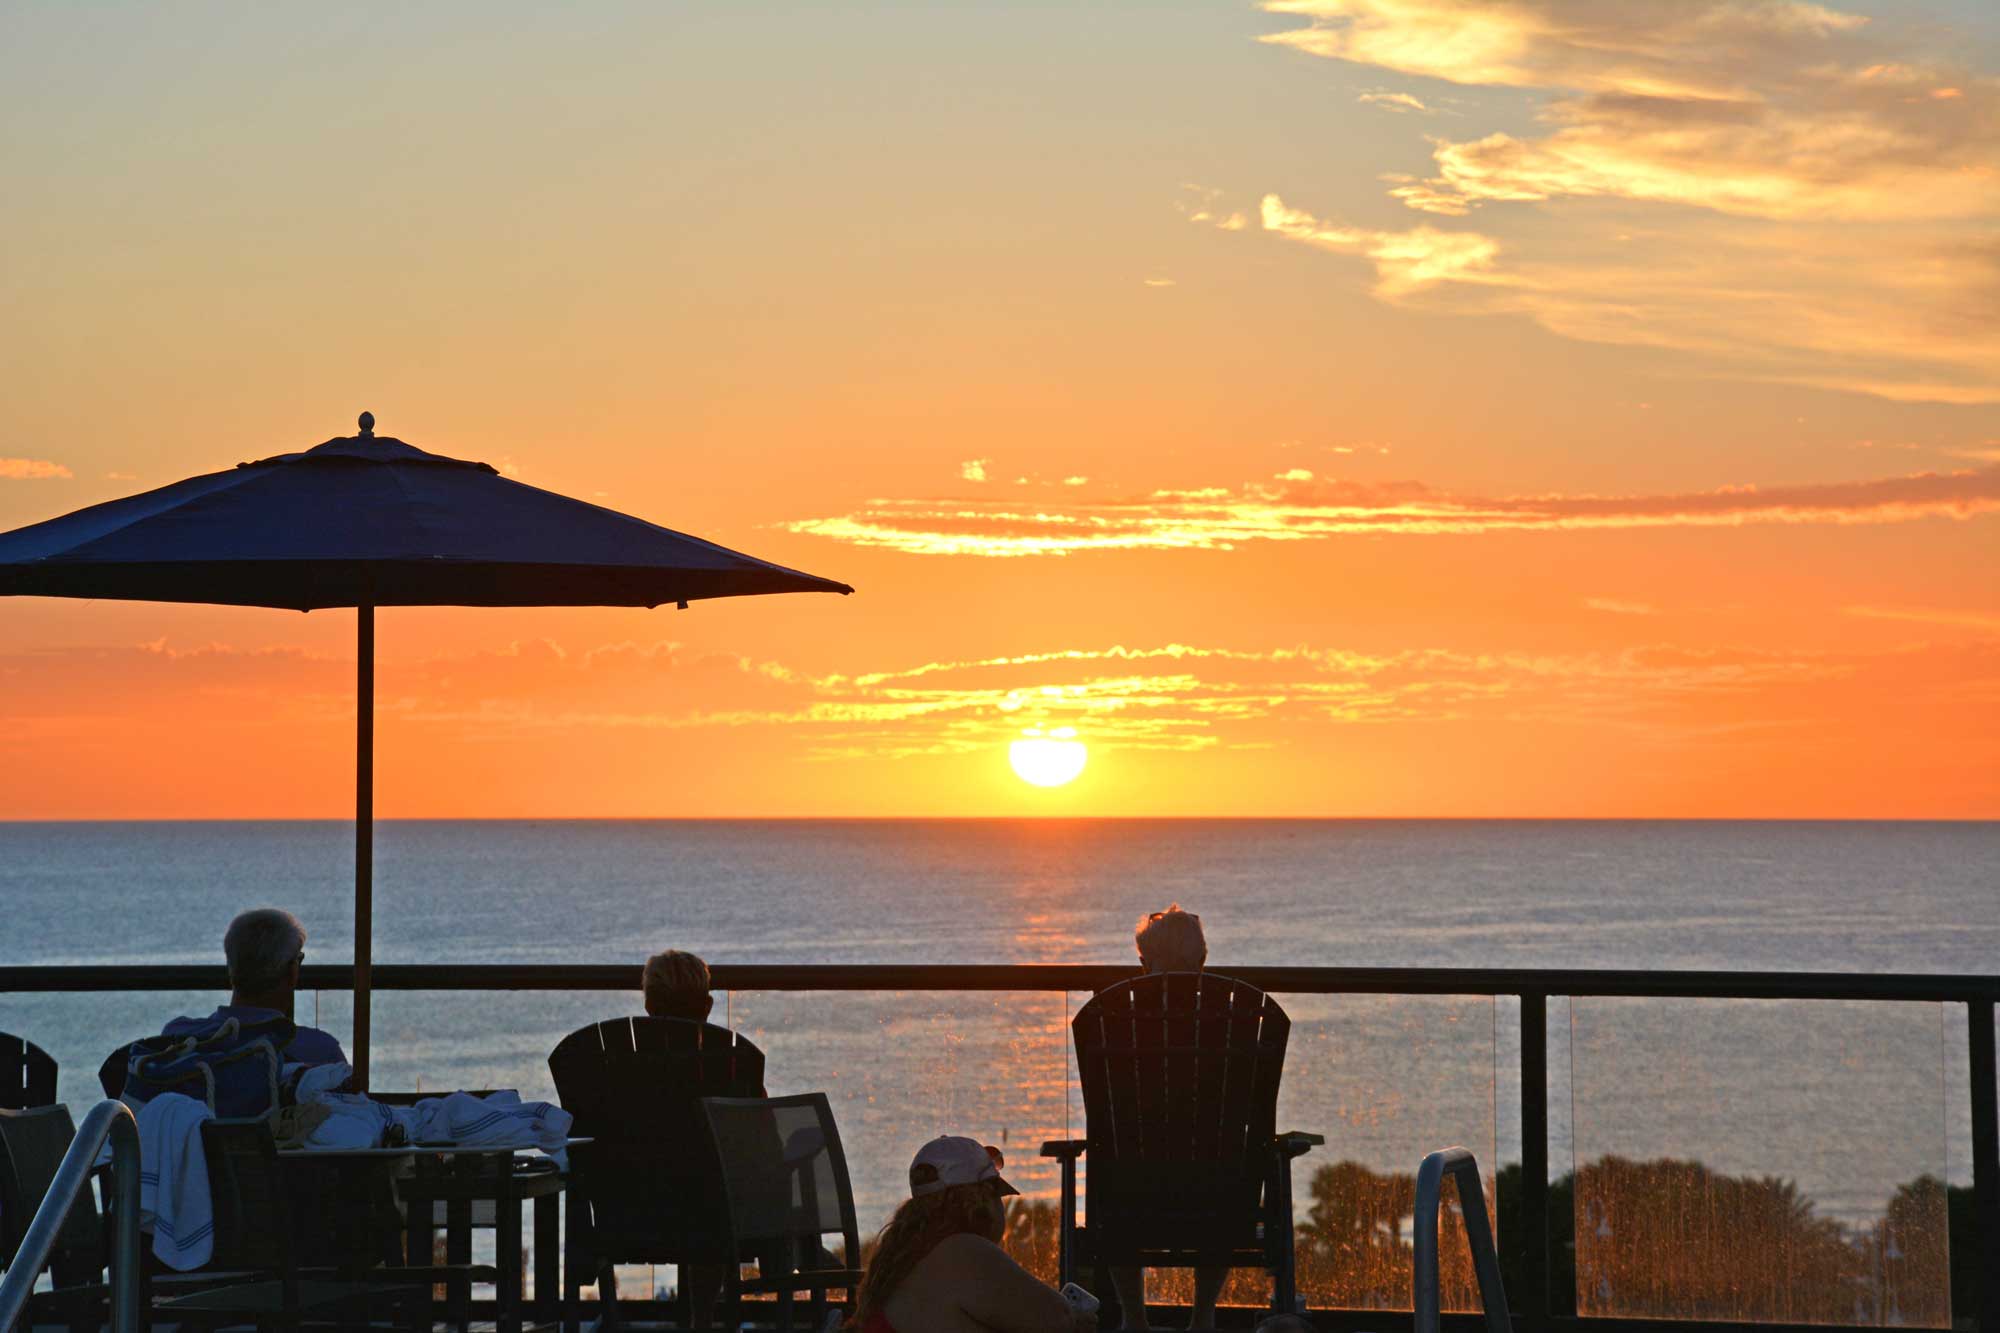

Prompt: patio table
xmin=281 ymin=1139 xmax=587 ymax=1333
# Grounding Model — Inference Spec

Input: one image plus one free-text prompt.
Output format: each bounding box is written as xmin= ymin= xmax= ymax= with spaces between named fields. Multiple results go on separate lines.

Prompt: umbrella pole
xmin=354 ymin=602 xmax=374 ymax=1090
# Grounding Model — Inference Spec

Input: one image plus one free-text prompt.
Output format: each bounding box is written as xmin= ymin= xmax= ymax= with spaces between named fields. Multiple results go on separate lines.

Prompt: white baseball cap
xmin=908 ymin=1135 xmax=1019 ymax=1198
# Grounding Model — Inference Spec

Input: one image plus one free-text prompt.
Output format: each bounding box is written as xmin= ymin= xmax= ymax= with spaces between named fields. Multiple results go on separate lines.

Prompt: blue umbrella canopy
xmin=0 ymin=415 xmax=852 ymax=607
xmin=0 ymin=414 xmax=851 ymax=1084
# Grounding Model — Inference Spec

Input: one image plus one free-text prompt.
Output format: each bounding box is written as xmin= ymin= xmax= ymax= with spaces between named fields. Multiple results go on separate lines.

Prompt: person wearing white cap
xmin=850 ymin=1136 xmax=1096 ymax=1333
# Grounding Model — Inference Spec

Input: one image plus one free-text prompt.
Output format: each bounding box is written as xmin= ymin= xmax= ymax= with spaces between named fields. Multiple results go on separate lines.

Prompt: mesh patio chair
xmin=1042 ymin=973 xmax=1322 ymax=1319
xmin=154 ymin=1119 xmax=439 ymax=1333
xmin=0 ymin=1032 xmax=57 ymax=1111
xmin=548 ymin=1016 xmax=766 ymax=1328
xmin=1 ymin=1104 xmax=255 ymax=1330
xmin=0 ymin=1106 xmax=108 ymax=1333
xmin=700 ymin=1094 xmax=863 ymax=1333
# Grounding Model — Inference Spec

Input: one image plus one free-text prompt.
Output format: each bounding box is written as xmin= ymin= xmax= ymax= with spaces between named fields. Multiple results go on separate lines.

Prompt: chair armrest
xmin=1274 ymin=1131 xmax=1324 ymax=1160
xmin=1040 ymin=1140 xmax=1087 ymax=1161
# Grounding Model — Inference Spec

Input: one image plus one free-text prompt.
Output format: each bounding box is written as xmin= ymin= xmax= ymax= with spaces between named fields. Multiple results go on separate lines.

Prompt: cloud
xmin=1359 ymin=91 xmax=1433 ymax=113
xmin=9 ymin=634 xmax=1990 ymax=771
xmin=1143 ymin=277 xmax=1178 ymax=287
xmin=1261 ymin=0 xmax=1871 ymax=96
xmin=1235 ymin=193 xmax=2000 ymax=404
xmin=1258 ymin=194 xmax=1501 ymax=294
xmin=1844 ymin=604 xmax=2000 ymax=632
xmin=787 ymin=463 xmax=2000 ymax=557
xmin=1237 ymin=0 xmax=2000 ymax=403
xmin=0 ymin=458 xmax=72 ymax=480
xmin=1587 ymin=598 xmax=1659 ymax=616
xmin=961 ymin=459 xmax=990 ymax=483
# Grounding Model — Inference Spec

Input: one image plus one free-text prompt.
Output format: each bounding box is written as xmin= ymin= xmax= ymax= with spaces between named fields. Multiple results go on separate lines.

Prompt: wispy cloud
xmin=787 ymin=463 xmax=2000 ymax=557
xmin=0 ymin=458 xmax=72 ymax=480
xmin=1235 ymin=0 xmax=2000 ymax=403
xmin=1845 ymin=604 xmax=2000 ymax=632
xmin=1231 ymin=192 xmax=2000 ymax=405
xmin=1586 ymin=598 xmax=1659 ymax=616
xmin=1358 ymin=91 xmax=1432 ymax=113
xmin=15 ymin=634 xmax=1987 ymax=766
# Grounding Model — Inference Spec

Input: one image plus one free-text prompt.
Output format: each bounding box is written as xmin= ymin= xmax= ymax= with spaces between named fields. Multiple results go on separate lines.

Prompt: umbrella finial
xmin=357 ymin=411 xmax=375 ymax=438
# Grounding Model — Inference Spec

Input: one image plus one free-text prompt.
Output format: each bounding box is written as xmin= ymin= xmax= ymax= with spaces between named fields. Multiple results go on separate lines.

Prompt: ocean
xmin=4 ymin=818 xmax=1996 ymax=1294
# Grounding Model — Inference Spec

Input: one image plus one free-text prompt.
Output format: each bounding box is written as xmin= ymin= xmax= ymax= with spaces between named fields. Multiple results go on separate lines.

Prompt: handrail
xmin=3 ymin=961 xmax=1998 ymax=1002
xmin=0 ymin=1099 xmax=143 ymax=1333
xmin=1413 ymin=1147 xmax=1509 ymax=1333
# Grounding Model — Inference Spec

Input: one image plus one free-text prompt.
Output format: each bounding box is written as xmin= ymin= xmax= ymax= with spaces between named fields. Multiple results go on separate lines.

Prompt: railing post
xmin=1971 ymin=999 xmax=1999 ymax=1333
xmin=1520 ymin=992 xmax=1550 ymax=1333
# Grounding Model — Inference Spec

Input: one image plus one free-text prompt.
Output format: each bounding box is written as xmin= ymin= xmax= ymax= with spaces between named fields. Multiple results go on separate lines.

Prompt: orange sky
xmin=2 ymin=0 xmax=1996 ymax=817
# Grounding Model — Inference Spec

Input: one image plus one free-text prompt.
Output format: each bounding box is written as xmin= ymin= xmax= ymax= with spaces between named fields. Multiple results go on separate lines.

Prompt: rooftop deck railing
xmin=5 ymin=962 xmax=1997 ymax=1333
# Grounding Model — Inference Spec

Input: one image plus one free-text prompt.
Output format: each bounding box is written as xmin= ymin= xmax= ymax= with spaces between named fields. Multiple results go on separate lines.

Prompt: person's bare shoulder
xmin=928 ymin=1232 xmax=1012 ymax=1273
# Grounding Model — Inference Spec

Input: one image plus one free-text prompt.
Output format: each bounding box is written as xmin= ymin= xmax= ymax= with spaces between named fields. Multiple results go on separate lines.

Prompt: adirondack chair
xmin=547 ymin=1016 xmax=767 ymax=1328
xmin=1042 ymin=973 xmax=1322 ymax=1316
xmin=1 ymin=1032 xmax=57 ymax=1110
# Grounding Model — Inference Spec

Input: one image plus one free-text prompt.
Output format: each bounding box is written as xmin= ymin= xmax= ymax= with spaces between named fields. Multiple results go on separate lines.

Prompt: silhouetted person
xmin=642 ymin=948 xmax=718 ymax=1022
xmin=854 ymin=1136 xmax=1094 ymax=1333
xmin=164 ymin=908 xmax=346 ymax=1066
xmin=630 ymin=948 xmax=761 ymax=1329
xmin=1113 ymin=904 xmax=1222 ymax=1331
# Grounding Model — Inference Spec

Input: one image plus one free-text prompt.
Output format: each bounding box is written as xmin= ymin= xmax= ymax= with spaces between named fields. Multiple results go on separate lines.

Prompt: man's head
xmin=642 ymin=949 xmax=714 ymax=1021
xmin=1135 ymin=903 xmax=1206 ymax=973
xmin=224 ymin=908 xmax=307 ymax=1007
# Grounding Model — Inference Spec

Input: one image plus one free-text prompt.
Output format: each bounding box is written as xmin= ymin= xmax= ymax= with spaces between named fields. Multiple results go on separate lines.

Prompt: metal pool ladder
xmin=1414 ymin=1146 xmax=1512 ymax=1333
xmin=0 ymin=1099 xmax=143 ymax=1333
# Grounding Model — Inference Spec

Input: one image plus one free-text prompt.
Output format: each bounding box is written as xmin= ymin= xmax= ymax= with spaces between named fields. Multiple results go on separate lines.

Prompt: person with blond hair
xmin=642 ymin=948 xmax=716 ymax=1022
xmin=1114 ymin=904 xmax=1220 ymax=1330
xmin=624 ymin=948 xmax=761 ymax=1328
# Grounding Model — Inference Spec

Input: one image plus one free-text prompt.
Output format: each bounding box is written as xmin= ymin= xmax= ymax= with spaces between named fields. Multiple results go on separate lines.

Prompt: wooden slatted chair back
xmin=1072 ymin=972 xmax=1291 ymax=1258
xmin=548 ymin=1017 xmax=767 ymax=1263
xmin=549 ymin=1017 xmax=765 ymax=1140
xmin=0 ymin=1032 xmax=57 ymax=1110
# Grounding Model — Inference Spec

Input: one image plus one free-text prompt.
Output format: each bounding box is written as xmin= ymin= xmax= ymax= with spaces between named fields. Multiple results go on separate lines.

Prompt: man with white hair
xmin=1135 ymin=903 xmax=1207 ymax=975
xmin=1116 ymin=903 xmax=1221 ymax=1331
xmin=162 ymin=907 xmax=346 ymax=1067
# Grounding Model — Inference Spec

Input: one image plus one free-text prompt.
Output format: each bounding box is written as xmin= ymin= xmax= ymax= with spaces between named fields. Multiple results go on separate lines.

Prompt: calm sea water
xmin=4 ymin=819 xmax=1996 ymax=1240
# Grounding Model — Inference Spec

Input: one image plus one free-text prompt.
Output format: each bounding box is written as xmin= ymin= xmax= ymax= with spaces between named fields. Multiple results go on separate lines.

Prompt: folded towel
xmin=133 ymin=1092 xmax=215 ymax=1271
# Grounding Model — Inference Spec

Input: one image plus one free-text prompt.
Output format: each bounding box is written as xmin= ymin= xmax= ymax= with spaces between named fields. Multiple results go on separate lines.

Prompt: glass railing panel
xmin=728 ymin=988 xmax=1072 ymax=1280
xmin=1570 ymin=998 xmax=1949 ymax=1325
xmin=1274 ymin=993 xmax=1499 ymax=1313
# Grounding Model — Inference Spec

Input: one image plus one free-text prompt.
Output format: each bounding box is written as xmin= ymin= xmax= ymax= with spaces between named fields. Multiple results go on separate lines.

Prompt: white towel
xmin=133 ymin=1092 xmax=215 ymax=1271
xmin=409 ymin=1091 xmax=575 ymax=1169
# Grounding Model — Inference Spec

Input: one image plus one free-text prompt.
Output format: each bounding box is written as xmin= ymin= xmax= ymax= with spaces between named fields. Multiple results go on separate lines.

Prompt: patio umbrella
xmin=0 ymin=413 xmax=852 ymax=1083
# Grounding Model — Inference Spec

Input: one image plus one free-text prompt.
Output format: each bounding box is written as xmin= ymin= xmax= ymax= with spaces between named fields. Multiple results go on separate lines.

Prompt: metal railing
xmin=1414 ymin=1148 xmax=1509 ymax=1333
xmin=0 ymin=1099 xmax=143 ymax=1333
xmin=4 ymin=961 xmax=1999 ymax=1333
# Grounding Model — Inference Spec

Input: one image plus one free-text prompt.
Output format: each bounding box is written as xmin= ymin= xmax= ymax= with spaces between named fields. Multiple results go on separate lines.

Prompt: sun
xmin=1009 ymin=727 xmax=1087 ymax=788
